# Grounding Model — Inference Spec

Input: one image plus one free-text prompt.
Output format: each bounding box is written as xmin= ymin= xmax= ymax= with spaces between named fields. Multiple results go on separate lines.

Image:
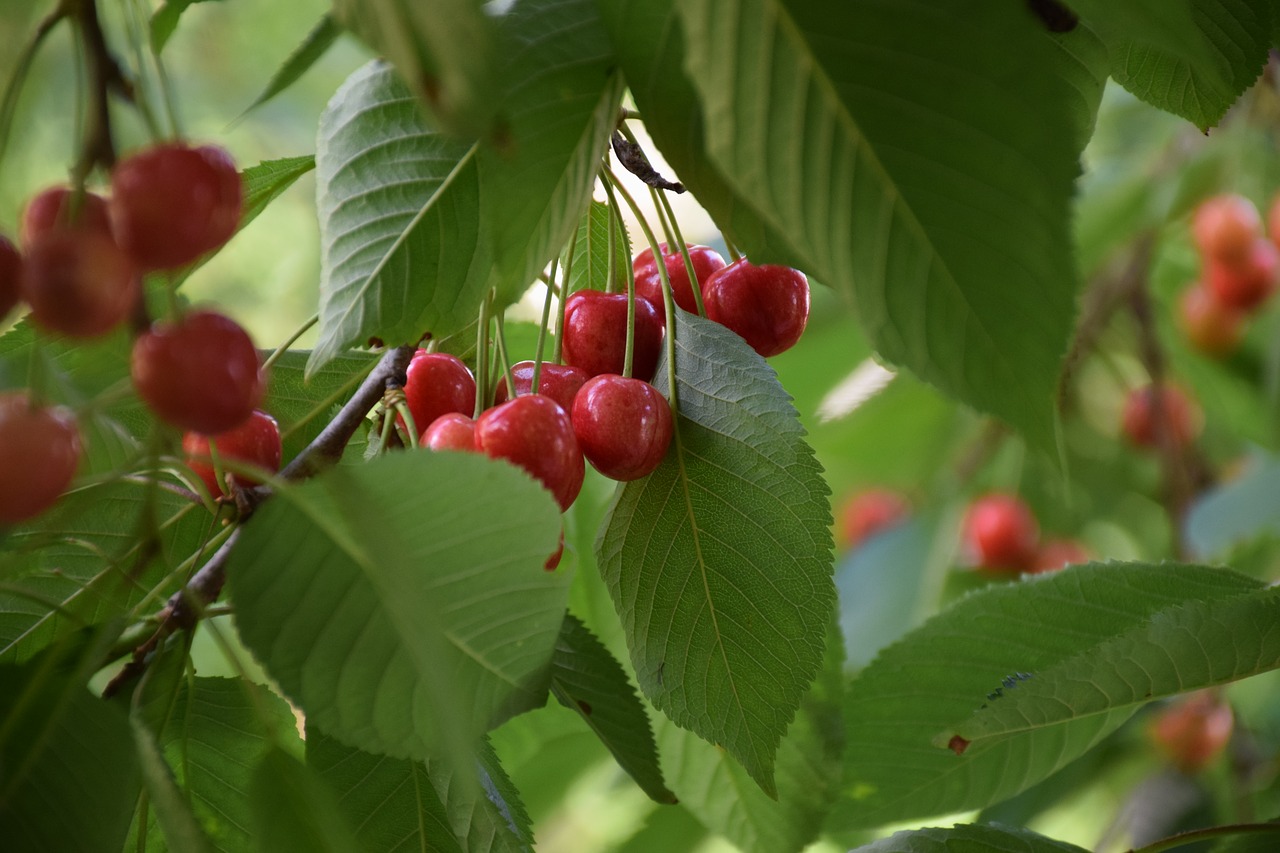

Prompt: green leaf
xmin=130 ymin=714 xmax=216 ymax=853
xmin=947 ymin=584 xmax=1280 ymax=748
xmin=675 ymin=0 xmax=1104 ymax=447
xmin=832 ymin=562 xmax=1265 ymax=830
xmin=426 ymin=737 xmax=536 ymax=853
xmin=259 ymin=349 xmax=379 ymax=462
xmin=306 ymin=726 xmax=463 ymax=853
xmin=226 ymin=452 xmax=566 ymax=767
xmin=239 ymin=15 xmax=342 ymax=118
xmin=597 ymin=312 xmax=835 ymax=795
xmin=565 ymin=201 xmax=628 ymax=296
xmin=239 ymin=156 xmax=317 ymax=230
xmin=250 ymin=744 xmax=361 ymax=853
xmin=550 ymin=614 xmax=675 ymax=803
xmin=1067 ymin=0 xmax=1273 ymax=130
xmin=657 ymin=617 xmax=844 ymax=853
xmin=150 ymin=0 xmax=223 ymax=54
xmin=852 ymin=823 xmax=1089 ymax=853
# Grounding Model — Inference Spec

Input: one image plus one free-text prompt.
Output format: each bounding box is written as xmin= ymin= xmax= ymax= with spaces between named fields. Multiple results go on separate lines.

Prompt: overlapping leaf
xmin=565 ymin=201 xmax=628 ymax=296
xmin=250 ymin=745 xmax=361 ymax=853
xmin=597 ymin=312 xmax=834 ymax=795
xmin=258 ymin=350 xmax=379 ymax=461
xmin=852 ymin=823 xmax=1088 ymax=853
xmin=675 ymin=0 xmax=1105 ymax=446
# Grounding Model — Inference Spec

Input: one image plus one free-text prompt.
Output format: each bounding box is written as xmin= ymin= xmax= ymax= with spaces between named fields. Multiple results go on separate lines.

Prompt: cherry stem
xmin=0 ymin=4 xmax=67 ymax=182
xmin=262 ymin=313 xmax=319 ymax=372
xmin=71 ymin=0 xmax=128 ymax=182
xmin=531 ymin=255 xmax=560 ymax=395
xmin=1131 ymin=823 xmax=1280 ymax=853
xmin=473 ymin=291 xmax=491 ymax=418
xmin=494 ymin=310 xmax=516 ymax=403
xmin=725 ymin=238 xmax=743 ymax=263
xmin=392 ymin=398 xmax=418 ymax=449
xmin=653 ymin=185 xmax=708 ymax=318
xmin=600 ymin=175 xmax=636 ymax=379
xmin=649 ymin=184 xmax=679 ymax=250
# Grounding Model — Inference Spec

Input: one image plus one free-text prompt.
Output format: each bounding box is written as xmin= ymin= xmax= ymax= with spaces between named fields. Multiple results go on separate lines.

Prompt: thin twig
xmin=71 ymin=0 xmax=131 ymax=182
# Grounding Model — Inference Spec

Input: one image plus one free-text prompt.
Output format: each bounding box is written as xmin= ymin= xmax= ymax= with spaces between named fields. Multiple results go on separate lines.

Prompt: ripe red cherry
xmin=632 ymin=243 xmax=727 ymax=315
xmin=1121 ymin=383 xmax=1201 ymax=450
xmin=402 ymin=351 xmax=476 ymax=438
xmin=1193 ymin=194 xmax=1261 ymax=265
xmin=1205 ymin=239 xmax=1277 ymax=311
xmin=20 ymin=187 xmax=112 ymax=248
xmin=545 ymin=527 xmax=564 ymax=571
xmin=421 ymin=413 xmax=477 ymax=451
xmin=182 ymin=409 xmax=282 ymax=497
xmin=1268 ymin=192 xmax=1280 ymax=249
xmin=1149 ymin=691 xmax=1233 ymax=773
xmin=837 ymin=488 xmax=910 ymax=550
xmin=1030 ymin=538 xmax=1090 ymax=574
xmin=963 ymin=493 xmax=1039 ymax=571
xmin=560 ymin=290 xmax=664 ymax=382
xmin=0 ymin=236 xmax=20 ymax=320
xmin=702 ymin=259 xmax=810 ymax=357
xmin=132 ymin=310 xmax=264 ymax=434
xmin=0 ymin=392 xmax=82 ymax=524
xmin=571 ymin=375 xmax=673 ymax=481
xmin=475 ymin=394 xmax=584 ymax=511
xmin=1178 ymin=283 xmax=1244 ymax=357
xmin=20 ymin=230 xmax=139 ymax=338
xmin=493 ymin=361 xmax=589 ymax=413
xmin=110 ymin=143 xmax=242 ymax=271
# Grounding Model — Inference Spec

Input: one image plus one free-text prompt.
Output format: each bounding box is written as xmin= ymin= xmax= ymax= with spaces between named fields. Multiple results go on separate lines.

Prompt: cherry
xmin=1192 ymin=194 xmax=1261 ymax=265
xmin=545 ymin=527 xmax=564 ymax=571
xmin=571 ymin=375 xmax=673 ymax=481
xmin=1121 ymin=383 xmax=1201 ymax=450
xmin=0 ymin=236 xmax=20 ymax=320
xmin=402 ymin=351 xmax=475 ymax=438
xmin=493 ymin=361 xmax=589 ymax=413
xmin=475 ymin=394 xmax=584 ymax=511
xmin=837 ymin=488 xmax=910 ymax=550
xmin=421 ymin=413 xmax=477 ymax=451
xmin=701 ymin=259 xmax=810 ymax=357
xmin=1149 ymin=691 xmax=1233 ymax=773
xmin=0 ymin=392 xmax=82 ymax=524
xmin=560 ymin=289 xmax=664 ymax=382
xmin=1205 ymin=238 xmax=1277 ymax=311
xmin=110 ymin=143 xmax=242 ymax=271
xmin=20 ymin=186 xmax=112 ymax=248
xmin=132 ymin=310 xmax=264 ymax=435
xmin=1269 ymin=191 xmax=1280 ymax=250
xmin=182 ymin=409 xmax=282 ymax=497
xmin=20 ymin=229 xmax=139 ymax=338
xmin=632 ymin=243 xmax=727 ymax=315
xmin=1030 ymin=538 xmax=1090 ymax=574
xmin=1178 ymin=283 xmax=1244 ymax=357
xmin=963 ymin=493 xmax=1039 ymax=571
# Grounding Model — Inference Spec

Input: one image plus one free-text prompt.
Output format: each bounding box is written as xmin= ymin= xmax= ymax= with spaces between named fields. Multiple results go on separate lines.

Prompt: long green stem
xmin=653 ymin=185 xmax=709 ymax=318
xmin=473 ymin=292 xmax=491 ymax=418
xmin=0 ymin=6 xmax=66 ymax=178
xmin=262 ymin=313 xmax=319 ymax=372
xmin=532 ymin=254 xmax=561 ymax=395
xmin=494 ymin=310 xmax=516 ymax=403
xmin=601 ymin=175 xmax=637 ymax=379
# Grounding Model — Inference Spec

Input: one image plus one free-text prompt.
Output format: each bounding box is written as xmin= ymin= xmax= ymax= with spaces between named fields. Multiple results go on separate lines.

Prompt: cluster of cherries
xmin=0 ymin=141 xmax=283 ymax=524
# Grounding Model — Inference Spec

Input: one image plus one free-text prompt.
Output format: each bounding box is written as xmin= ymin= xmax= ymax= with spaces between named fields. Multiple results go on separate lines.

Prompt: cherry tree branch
xmin=71 ymin=0 xmax=131 ymax=182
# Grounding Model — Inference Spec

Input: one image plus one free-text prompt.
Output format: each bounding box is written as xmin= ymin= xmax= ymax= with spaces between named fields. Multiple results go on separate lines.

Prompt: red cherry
xmin=1193 ymin=194 xmax=1261 ymax=265
xmin=545 ymin=527 xmax=565 ymax=571
xmin=421 ymin=413 xmax=477 ymax=451
xmin=110 ymin=143 xmax=242 ymax=271
xmin=560 ymin=290 xmax=664 ymax=382
xmin=963 ymin=493 xmax=1039 ymax=571
xmin=1149 ymin=692 xmax=1233 ymax=773
xmin=182 ymin=409 xmax=282 ymax=497
xmin=1121 ymin=383 xmax=1201 ymax=450
xmin=0 ymin=392 xmax=82 ymax=524
xmin=837 ymin=488 xmax=910 ymax=550
xmin=571 ymin=375 xmax=673 ymax=481
xmin=1205 ymin=238 xmax=1277 ymax=312
xmin=702 ymin=259 xmax=810 ymax=357
xmin=132 ymin=310 xmax=264 ymax=434
xmin=632 ymin=243 xmax=727 ymax=315
xmin=1178 ymin=283 xmax=1244 ymax=357
xmin=20 ymin=229 xmax=139 ymax=338
xmin=20 ymin=187 xmax=112 ymax=249
xmin=0 ymin=236 xmax=20 ymax=320
xmin=1268 ymin=192 xmax=1280 ymax=250
xmin=475 ymin=394 xmax=584 ymax=511
xmin=402 ymin=351 xmax=476 ymax=438
xmin=493 ymin=361 xmax=589 ymax=413
xmin=1030 ymin=539 xmax=1090 ymax=574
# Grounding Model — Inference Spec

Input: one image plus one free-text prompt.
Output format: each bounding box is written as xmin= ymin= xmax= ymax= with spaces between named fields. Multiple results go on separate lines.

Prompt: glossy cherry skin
xmin=402 ymin=351 xmax=476 ymax=439
xmin=1149 ymin=691 xmax=1233 ymax=773
xmin=1205 ymin=238 xmax=1277 ymax=311
xmin=493 ymin=361 xmax=589 ymax=413
xmin=702 ymin=260 xmax=810 ymax=357
xmin=422 ymin=413 xmax=477 ymax=451
xmin=632 ymin=243 xmax=727 ymax=315
xmin=1121 ymin=384 xmax=1201 ymax=450
xmin=963 ymin=493 xmax=1039 ymax=571
xmin=1178 ymin=283 xmax=1244 ymax=357
xmin=475 ymin=394 xmax=584 ymax=511
xmin=560 ymin=290 xmax=664 ymax=382
xmin=1030 ymin=538 xmax=1090 ymax=574
xmin=1193 ymin=194 xmax=1261 ymax=265
xmin=0 ymin=236 xmax=20 ymax=320
xmin=837 ymin=488 xmax=910 ymax=550
xmin=132 ymin=310 xmax=264 ymax=435
xmin=571 ymin=375 xmax=673 ymax=481
xmin=20 ymin=229 xmax=139 ymax=338
xmin=20 ymin=187 xmax=112 ymax=248
xmin=182 ymin=409 xmax=282 ymax=497
xmin=0 ymin=392 xmax=82 ymax=524
xmin=110 ymin=143 xmax=242 ymax=271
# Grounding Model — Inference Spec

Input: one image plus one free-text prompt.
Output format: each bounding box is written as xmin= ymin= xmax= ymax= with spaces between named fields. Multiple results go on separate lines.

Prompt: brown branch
xmin=71 ymin=0 xmax=130 ymax=181
xmin=611 ymin=131 xmax=684 ymax=193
